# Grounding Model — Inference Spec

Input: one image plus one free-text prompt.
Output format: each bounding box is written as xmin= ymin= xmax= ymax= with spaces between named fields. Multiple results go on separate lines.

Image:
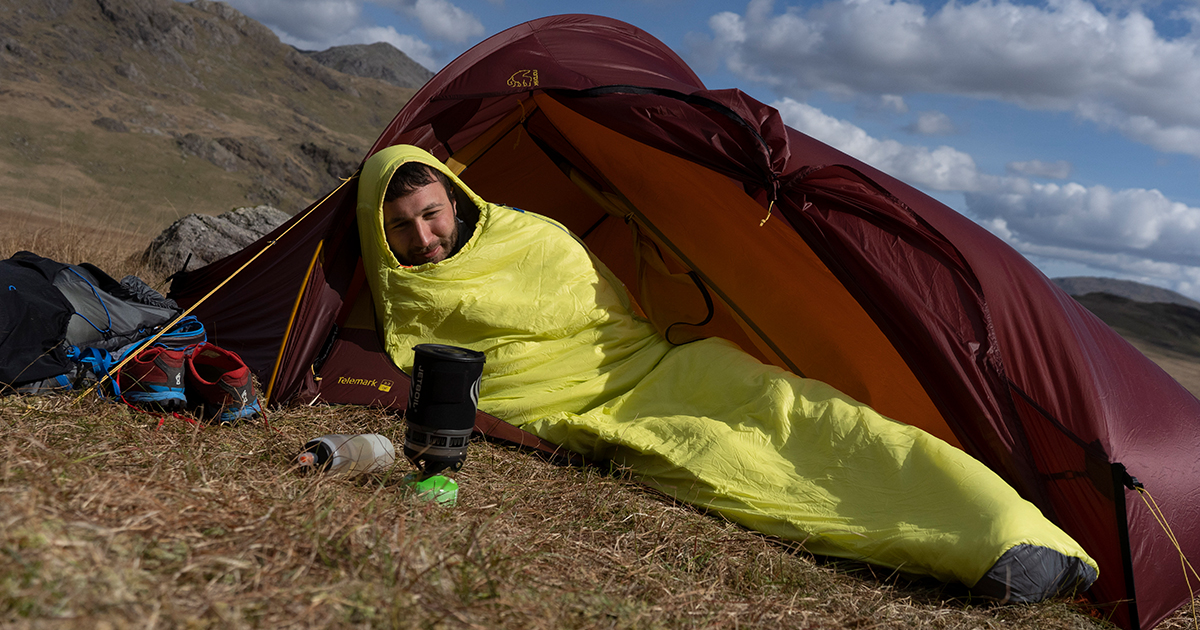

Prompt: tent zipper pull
xmin=759 ymin=199 xmax=775 ymax=227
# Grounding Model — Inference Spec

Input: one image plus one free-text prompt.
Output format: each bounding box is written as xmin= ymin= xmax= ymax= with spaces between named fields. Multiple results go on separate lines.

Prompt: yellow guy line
xmin=1136 ymin=486 xmax=1200 ymax=630
xmin=73 ymin=173 xmax=359 ymax=405
xmin=263 ymin=239 xmax=323 ymax=407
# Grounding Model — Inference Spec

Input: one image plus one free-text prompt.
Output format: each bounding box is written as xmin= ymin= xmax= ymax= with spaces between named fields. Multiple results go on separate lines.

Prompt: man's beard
xmin=399 ymin=221 xmax=458 ymax=266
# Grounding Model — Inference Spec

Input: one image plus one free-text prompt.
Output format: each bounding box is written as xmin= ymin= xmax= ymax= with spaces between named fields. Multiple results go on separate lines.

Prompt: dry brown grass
xmin=3 ymin=229 xmax=1197 ymax=630
xmin=0 ymin=214 xmax=169 ymax=294
xmin=1 ymin=397 xmax=1115 ymax=630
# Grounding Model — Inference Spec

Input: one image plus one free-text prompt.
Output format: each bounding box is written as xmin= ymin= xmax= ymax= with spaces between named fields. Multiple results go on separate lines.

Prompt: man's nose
xmin=415 ymin=221 xmax=436 ymax=247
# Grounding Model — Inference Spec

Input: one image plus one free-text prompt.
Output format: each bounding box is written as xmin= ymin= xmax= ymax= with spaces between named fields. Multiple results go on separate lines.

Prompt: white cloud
xmin=1007 ymin=159 xmax=1073 ymax=179
xmin=964 ymin=176 xmax=1200 ymax=300
xmin=880 ymin=95 xmax=908 ymax=114
xmin=775 ymin=97 xmax=1200 ymax=299
xmin=774 ymin=98 xmax=984 ymax=192
xmin=987 ymin=231 xmax=1200 ymax=299
xmin=221 ymin=0 xmax=362 ymax=43
xmin=709 ymin=0 xmax=1200 ymax=159
xmin=382 ymin=0 xmax=485 ymax=44
xmin=906 ymin=110 xmax=957 ymax=135
xmin=966 ymin=182 xmax=1200 ymax=258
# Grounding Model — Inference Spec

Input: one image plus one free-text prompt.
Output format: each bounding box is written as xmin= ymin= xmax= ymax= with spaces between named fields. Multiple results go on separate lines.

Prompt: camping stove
xmin=403 ymin=343 xmax=485 ymax=477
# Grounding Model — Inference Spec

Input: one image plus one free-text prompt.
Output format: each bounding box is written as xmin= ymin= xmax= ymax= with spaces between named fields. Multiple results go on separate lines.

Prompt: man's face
xmin=382 ymin=180 xmax=458 ymax=266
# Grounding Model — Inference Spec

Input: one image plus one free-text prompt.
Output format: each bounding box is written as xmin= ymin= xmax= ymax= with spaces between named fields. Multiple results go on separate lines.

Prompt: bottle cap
xmin=299 ymin=438 xmax=335 ymax=469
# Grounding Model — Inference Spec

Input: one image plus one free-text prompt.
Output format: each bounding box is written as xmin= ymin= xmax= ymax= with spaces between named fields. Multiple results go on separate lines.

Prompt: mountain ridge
xmin=0 ymin=0 xmax=416 ymax=234
xmin=302 ymin=42 xmax=433 ymax=89
xmin=1052 ymin=276 xmax=1200 ymax=310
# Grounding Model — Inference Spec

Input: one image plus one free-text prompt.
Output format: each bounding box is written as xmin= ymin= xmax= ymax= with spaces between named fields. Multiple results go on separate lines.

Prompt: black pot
xmin=404 ymin=343 xmax=485 ymax=476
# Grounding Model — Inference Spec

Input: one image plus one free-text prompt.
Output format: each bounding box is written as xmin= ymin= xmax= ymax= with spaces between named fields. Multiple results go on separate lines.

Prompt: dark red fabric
xmin=169 ymin=185 xmax=350 ymax=378
xmin=168 ymin=15 xmax=1200 ymax=629
xmin=770 ymin=127 xmax=1200 ymax=629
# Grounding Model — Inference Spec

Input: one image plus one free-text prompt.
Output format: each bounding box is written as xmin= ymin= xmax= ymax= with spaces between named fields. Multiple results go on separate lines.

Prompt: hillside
xmin=1052 ymin=278 xmax=1200 ymax=397
xmin=1053 ymin=276 xmax=1200 ymax=310
xmin=1072 ymin=292 xmax=1200 ymax=397
xmin=0 ymin=0 xmax=415 ymax=240
xmin=1070 ymin=292 xmax=1200 ymax=359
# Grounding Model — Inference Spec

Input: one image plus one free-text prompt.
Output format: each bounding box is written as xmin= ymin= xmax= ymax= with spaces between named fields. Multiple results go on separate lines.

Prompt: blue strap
xmin=65 ymin=268 xmax=114 ymax=337
xmin=157 ymin=315 xmax=206 ymax=346
xmin=75 ymin=347 xmax=117 ymax=397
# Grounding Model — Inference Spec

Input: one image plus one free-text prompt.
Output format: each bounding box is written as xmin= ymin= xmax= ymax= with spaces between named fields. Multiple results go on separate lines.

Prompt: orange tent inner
xmin=448 ymin=94 xmax=959 ymax=448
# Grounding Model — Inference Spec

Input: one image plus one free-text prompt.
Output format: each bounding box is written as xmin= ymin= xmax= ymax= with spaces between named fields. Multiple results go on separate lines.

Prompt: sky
xmin=208 ymin=0 xmax=1200 ymax=300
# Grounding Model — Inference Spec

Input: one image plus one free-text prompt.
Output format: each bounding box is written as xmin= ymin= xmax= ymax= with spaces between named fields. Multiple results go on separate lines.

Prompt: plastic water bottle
xmin=298 ymin=434 xmax=396 ymax=475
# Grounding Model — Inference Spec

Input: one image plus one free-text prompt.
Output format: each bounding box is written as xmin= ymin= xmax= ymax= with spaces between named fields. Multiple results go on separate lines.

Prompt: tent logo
xmin=507 ymin=69 xmax=538 ymax=88
xmin=378 ymin=380 xmax=393 ymax=393
xmin=337 ymin=376 xmax=379 ymax=389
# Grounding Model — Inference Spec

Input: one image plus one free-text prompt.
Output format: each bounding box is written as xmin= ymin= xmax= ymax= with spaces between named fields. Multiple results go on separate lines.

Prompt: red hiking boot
xmin=185 ymin=343 xmax=262 ymax=424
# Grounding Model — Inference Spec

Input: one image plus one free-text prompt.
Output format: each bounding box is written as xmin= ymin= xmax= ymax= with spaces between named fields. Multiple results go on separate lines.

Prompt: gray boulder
xmin=145 ymin=205 xmax=290 ymax=273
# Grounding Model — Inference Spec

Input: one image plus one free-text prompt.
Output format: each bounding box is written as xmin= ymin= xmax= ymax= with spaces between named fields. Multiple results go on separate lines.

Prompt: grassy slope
xmin=2 ymin=398 xmax=1114 ymax=630
xmin=0 ymin=0 xmax=411 ymax=244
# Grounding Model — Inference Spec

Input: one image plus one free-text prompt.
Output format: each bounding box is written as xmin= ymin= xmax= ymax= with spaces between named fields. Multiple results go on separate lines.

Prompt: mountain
xmin=0 ymin=0 xmax=416 ymax=237
xmin=1052 ymin=276 xmax=1200 ymax=310
xmin=1054 ymin=276 xmax=1200 ymax=396
xmin=1072 ymin=292 xmax=1200 ymax=359
xmin=303 ymin=42 xmax=433 ymax=89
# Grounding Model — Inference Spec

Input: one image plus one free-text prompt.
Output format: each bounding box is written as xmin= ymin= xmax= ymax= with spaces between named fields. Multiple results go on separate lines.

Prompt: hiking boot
xmin=185 ymin=343 xmax=262 ymax=424
xmin=118 ymin=346 xmax=187 ymax=410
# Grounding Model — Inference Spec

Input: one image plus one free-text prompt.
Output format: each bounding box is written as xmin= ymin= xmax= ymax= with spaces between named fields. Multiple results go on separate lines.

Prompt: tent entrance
xmin=446 ymin=92 xmax=960 ymax=449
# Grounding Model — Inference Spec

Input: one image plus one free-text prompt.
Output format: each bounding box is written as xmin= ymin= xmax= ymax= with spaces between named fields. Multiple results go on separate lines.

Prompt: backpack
xmin=1 ymin=251 xmax=181 ymax=390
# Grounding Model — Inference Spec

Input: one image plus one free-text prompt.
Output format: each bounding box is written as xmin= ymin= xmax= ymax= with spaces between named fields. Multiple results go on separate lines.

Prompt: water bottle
xmin=297 ymin=434 xmax=396 ymax=475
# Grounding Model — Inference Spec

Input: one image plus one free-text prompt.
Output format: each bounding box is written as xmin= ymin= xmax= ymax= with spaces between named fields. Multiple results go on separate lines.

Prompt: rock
xmin=176 ymin=132 xmax=239 ymax=171
xmin=300 ymin=141 xmax=357 ymax=179
xmin=114 ymin=61 xmax=144 ymax=82
xmin=220 ymin=204 xmax=290 ymax=234
xmin=144 ymin=204 xmax=290 ymax=273
xmin=92 ymin=117 xmax=129 ymax=132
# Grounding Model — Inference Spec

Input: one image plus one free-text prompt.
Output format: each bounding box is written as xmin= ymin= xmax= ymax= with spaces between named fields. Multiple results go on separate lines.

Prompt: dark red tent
xmin=170 ymin=15 xmax=1200 ymax=629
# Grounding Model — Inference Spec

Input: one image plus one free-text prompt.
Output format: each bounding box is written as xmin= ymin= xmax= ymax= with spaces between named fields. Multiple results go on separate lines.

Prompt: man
xmin=381 ymin=162 xmax=471 ymax=266
xmin=357 ymin=145 xmax=1098 ymax=602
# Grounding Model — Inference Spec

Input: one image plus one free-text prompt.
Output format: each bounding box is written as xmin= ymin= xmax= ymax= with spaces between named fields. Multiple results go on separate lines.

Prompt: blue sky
xmin=213 ymin=0 xmax=1200 ymax=300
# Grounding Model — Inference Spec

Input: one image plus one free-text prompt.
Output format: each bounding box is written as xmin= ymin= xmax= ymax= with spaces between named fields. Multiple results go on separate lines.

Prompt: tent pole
xmin=1113 ymin=462 xmax=1141 ymax=630
xmin=263 ymin=240 xmax=324 ymax=408
xmin=445 ymin=96 xmax=539 ymax=174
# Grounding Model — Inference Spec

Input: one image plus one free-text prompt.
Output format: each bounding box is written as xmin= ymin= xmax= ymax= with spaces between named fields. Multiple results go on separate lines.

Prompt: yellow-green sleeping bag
xmin=358 ymin=145 xmax=1098 ymax=600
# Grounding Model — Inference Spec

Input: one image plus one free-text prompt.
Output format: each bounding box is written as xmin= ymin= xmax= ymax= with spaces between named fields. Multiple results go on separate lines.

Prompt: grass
xmin=2 ymin=226 xmax=1196 ymax=630
xmin=0 ymin=397 xmax=1113 ymax=630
